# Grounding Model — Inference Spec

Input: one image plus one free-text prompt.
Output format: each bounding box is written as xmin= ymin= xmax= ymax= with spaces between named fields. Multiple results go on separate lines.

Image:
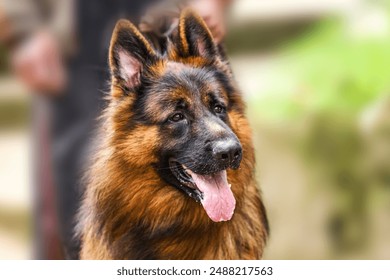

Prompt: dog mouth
xmin=169 ymin=158 xmax=236 ymax=222
xmin=169 ymin=159 xmax=203 ymax=201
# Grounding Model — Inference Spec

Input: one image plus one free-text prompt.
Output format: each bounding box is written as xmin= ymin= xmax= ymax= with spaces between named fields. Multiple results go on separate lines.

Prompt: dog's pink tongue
xmin=189 ymin=170 xmax=235 ymax=222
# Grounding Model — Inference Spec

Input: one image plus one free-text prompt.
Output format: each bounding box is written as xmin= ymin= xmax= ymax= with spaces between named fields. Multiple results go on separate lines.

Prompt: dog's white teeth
xmin=228 ymin=184 xmax=232 ymax=189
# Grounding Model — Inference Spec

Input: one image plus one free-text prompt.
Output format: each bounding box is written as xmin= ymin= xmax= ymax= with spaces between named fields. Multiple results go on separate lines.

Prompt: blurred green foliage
xmin=226 ymin=20 xmax=313 ymax=55
xmin=0 ymin=100 xmax=30 ymax=130
xmin=251 ymin=19 xmax=390 ymax=121
xmin=247 ymin=13 xmax=390 ymax=258
xmin=303 ymin=113 xmax=369 ymax=255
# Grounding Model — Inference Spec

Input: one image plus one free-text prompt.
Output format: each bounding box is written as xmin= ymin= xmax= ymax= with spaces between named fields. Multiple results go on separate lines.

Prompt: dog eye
xmin=214 ymin=105 xmax=225 ymax=114
xmin=170 ymin=113 xmax=185 ymax=122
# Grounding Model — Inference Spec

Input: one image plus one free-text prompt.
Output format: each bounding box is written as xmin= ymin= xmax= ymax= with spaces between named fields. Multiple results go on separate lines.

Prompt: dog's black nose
xmin=212 ymin=139 xmax=242 ymax=168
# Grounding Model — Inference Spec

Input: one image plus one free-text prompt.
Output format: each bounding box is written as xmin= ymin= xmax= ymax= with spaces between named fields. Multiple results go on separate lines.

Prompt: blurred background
xmin=1 ymin=0 xmax=390 ymax=259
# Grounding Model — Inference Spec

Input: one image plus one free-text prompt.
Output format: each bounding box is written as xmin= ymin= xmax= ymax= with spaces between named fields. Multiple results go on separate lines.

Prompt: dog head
xmin=108 ymin=9 xmax=245 ymax=222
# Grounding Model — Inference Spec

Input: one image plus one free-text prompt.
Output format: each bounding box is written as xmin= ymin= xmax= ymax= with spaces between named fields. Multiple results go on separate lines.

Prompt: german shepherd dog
xmin=78 ymin=9 xmax=268 ymax=259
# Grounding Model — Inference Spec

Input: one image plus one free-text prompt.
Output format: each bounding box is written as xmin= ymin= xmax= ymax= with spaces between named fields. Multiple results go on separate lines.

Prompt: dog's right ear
xmin=109 ymin=20 xmax=157 ymax=93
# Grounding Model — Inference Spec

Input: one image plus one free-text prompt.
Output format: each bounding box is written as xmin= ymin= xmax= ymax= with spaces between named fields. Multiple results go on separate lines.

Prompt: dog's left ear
xmin=178 ymin=9 xmax=219 ymax=59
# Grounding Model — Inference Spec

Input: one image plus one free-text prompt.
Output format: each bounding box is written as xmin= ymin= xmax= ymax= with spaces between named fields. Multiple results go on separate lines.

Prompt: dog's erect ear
xmin=109 ymin=20 xmax=157 ymax=91
xmin=178 ymin=9 xmax=218 ymax=59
